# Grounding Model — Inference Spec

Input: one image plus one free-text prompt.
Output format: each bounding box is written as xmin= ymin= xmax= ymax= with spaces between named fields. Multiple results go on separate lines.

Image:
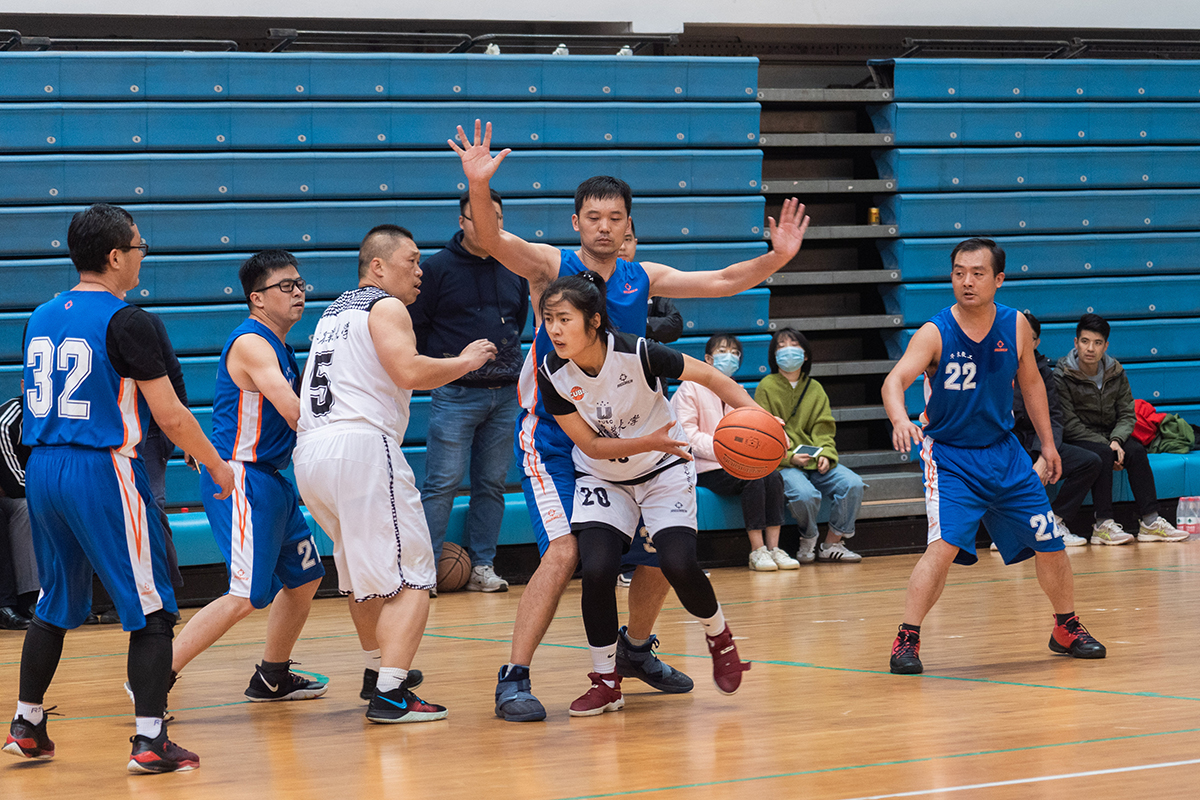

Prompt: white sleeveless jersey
xmin=298 ymin=286 xmax=411 ymax=442
xmin=537 ymin=331 xmax=687 ymax=482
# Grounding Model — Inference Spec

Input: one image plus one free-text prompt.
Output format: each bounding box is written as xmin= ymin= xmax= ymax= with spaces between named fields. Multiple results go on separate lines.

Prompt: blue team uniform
xmin=23 ymin=290 xmax=177 ymax=631
xmin=516 ymin=252 xmax=652 ymax=555
xmin=919 ymin=303 xmax=1063 ymax=565
xmin=200 ymin=318 xmax=323 ymax=608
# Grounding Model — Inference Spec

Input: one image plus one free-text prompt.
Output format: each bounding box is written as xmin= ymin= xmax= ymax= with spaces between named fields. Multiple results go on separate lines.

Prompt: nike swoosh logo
xmin=263 ymin=680 xmax=279 ymax=693
xmin=380 ymin=696 xmax=408 ymax=710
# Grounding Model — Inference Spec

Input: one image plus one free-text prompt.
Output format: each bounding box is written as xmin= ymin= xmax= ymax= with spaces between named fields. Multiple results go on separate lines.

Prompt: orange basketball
xmin=713 ymin=407 xmax=787 ymax=481
xmin=437 ymin=542 xmax=471 ymax=592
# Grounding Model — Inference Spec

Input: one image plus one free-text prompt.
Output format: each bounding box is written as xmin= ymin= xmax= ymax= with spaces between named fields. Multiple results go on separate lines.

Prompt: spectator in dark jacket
xmin=1007 ymin=314 xmax=1099 ymax=547
xmin=1054 ymin=313 xmax=1187 ymax=545
xmin=0 ymin=397 xmax=36 ymax=629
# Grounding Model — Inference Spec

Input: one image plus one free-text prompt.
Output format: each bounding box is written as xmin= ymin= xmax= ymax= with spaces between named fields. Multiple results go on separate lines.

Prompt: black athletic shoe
xmin=365 ymin=676 xmax=447 ymax=724
xmin=615 ymin=626 xmax=694 ymax=693
xmin=360 ymin=668 xmax=422 ymax=701
xmin=3 ymin=710 xmax=56 ymax=760
xmin=1049 ymin=615 xmax=1107 ymax=659
xmin=127 ymin=726 xmax=199 ymax=773
xmin=244 ymin=662 xmax=328 ymax=702
xmin=890 ymin=627 xmax=923 ymax=674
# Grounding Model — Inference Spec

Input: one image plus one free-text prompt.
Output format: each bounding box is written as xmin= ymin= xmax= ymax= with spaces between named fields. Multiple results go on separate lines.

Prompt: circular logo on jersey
xmin=569 ymin=386 xmax=585 ymax=402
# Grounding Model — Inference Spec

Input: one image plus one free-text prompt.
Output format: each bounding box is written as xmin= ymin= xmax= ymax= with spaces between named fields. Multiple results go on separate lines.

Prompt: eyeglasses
xmin=253 ymin=277 xmax=307 ymax=294
xmin=462 ymin=213 xmax=504 ymax=223
xmin=118 ymin=241 xmax=150 ymax=256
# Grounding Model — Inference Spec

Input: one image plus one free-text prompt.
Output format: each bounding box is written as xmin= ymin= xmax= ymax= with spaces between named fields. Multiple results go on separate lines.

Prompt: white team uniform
xmin=293 ymin=286 xmax=436 ymax=597
xmin=536 ymin=331 xmax=697 ymax=537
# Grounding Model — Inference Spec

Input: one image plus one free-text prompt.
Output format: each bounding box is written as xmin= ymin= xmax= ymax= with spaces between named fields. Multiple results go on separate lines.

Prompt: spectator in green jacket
xmin=755 ymin=328 xmax=865 ymax=564
xmin=1053 ymin=313 xmax=1187 ymax=545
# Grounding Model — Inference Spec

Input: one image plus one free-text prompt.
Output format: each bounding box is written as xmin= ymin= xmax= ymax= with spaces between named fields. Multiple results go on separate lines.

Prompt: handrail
xmin=16 ymin=35 xmax=237 ymax=52
xmin=464 ymin=32 xmax=677 ymax=55
xmin=267 ymin=28 xmax=473 ymax=53
xmin=0 ymin=29 xmax=20 ymax=51
xmin=899 ymin=38 xmax=1074 ymax=59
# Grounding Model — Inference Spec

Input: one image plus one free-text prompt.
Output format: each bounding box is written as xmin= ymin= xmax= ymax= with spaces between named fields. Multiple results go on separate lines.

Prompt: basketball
xmin=437 ymin=542 xmax=471 ymax=592
xmin=713 ymin=406 xmax=788 ymax=481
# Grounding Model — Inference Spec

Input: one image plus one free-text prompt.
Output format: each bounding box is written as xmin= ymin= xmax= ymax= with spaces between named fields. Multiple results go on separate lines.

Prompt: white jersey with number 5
xmin=298 ymin=287 xmax=411 ymax=442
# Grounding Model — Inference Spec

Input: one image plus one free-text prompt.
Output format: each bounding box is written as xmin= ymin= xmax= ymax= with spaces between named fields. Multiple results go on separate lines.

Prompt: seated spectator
xmin=0 ymin=397 xmax=37 ymax=630
xmin=1054 ymin=313 xmax=1187 ymax=544
xmin=671 ymin=334 xmax=795 ymax=572
xmin=755 ymin=329 xmax=865 ymax=563
xmin=1007 ymin=313 xmax=1098 ymax=547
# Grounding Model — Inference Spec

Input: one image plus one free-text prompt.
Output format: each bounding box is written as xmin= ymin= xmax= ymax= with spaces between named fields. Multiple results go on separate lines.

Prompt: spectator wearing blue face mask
xmin=670 ymin=335 xmax=793 ymax=572
xmin=755 ymin=329 xmax=865 ymax=564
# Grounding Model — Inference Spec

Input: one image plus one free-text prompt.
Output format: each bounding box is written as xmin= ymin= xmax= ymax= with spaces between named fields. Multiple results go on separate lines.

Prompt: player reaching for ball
xmin=534 ymin=271 xmax=754 ymax=715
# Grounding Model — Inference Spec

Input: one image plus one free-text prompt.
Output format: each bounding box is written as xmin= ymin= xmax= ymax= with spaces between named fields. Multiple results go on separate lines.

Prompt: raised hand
xmin=461 ymin=338 xmax=499 ymax=370
xmin=767 ymin=197 xmax=810 ymax=262
xmin=448 ymin=119 xmax=512 ymax=183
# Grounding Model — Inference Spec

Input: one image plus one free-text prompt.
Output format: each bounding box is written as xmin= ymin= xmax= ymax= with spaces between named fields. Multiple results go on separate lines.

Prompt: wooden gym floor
xmin=4 ymin=541 xmax=1200 ymax=799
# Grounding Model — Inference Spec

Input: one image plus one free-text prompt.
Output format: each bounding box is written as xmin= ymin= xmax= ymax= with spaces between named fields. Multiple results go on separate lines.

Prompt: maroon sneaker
xmin=705 ymin=625 xmax=751 ymax=695
xmin=568 ymin=672 xmax=624 ymax=717
xmin=1049 ymin=615 xmax=1107 ymax=659
xmin=4 ymin=712 xmax=55 ymax=760
xmin=127 ymin=726 xmax=200 ymax=774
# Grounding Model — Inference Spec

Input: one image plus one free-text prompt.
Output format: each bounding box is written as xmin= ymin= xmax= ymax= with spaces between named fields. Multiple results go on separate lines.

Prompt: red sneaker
xmin=4 ymin=713 xmax=55 ymax=760
xmin=127 ymin=726 xmax=200 ymax=773
xmin=568 ymin=673 xmax=624 ymax=717
xmin=1049 ymin=615 xmax=1107 ymax=659
xmin=706 ymin=625 xmax=751 ymax=695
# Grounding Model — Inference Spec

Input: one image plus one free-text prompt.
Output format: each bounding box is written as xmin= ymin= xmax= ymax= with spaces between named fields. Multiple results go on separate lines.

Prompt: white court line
xmin=837 ymin=757 xmax=1200 ymax=800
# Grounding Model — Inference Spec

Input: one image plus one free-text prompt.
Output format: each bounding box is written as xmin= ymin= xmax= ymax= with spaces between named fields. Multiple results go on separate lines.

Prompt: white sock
xmin=624 ymin=631 xmax=650 ymax=648
xmin=15 ymin=702 xmax=42 ymax=726
xmin=699 ymin=606 xmax=727 ymax=637
xmin=135 ymin=716 xmax=163 ymax=739
xmin=589 ymin=644 xmax=617 ymax=686
xmin=376 ymin=667 xmax=408 ymax=694
xmin=362 ymin=648 xmax=382 ymax=672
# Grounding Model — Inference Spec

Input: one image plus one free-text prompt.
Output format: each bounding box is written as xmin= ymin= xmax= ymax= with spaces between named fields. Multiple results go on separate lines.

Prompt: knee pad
xmin=132 ymin=609 xmax=176 ymax=640
xmin=30 ymin=615 xmax=66 ymax=640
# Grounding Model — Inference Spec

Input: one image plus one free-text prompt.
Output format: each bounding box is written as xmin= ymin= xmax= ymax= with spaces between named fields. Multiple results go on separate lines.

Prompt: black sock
xmin=1055 ymin=612 xmax=1075 ymax=626
xmin=128 ymin=611 xmax=176 ymax=719
xmin=899 ymin=623 xmax=921 ymax=635
xmin=260 ymin=659 xmax=291 ymax=676
xmin=19 ymin=617 xmax=66 ymax=704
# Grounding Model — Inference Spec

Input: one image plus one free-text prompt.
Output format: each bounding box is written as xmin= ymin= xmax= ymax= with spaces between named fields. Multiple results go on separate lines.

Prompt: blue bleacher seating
xmin=0 ymin=53 xmax=758 ymax=102
xmin=0 ymin=150 xmax=763 ymax=205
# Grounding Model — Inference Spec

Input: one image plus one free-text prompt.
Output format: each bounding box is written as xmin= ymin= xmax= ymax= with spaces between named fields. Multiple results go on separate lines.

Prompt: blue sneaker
xmin=616 ymin=626 xmax=694 ymax=693
xmin=494 ymin=665 xmax=547 ymax=722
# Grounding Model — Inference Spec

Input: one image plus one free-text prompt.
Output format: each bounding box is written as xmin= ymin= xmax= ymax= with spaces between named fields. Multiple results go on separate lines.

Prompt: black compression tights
xmin=577 ymin=525 xmax=719 ymax=648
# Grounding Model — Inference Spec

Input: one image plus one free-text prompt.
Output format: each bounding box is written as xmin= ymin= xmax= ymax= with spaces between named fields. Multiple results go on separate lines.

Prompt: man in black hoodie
xmin=1007 ymin=314 xmax=1100 ymax=548
xmin=409 ymin=190 xmax=529 ymax=593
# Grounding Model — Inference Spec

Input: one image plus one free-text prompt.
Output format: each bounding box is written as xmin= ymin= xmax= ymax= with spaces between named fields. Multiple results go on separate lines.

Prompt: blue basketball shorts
xmin=921 ymin=433 xmax=1065 ymax=566
xmin=26 ymin=445 xmax=177 ymax=631
xmin=201 ymin=461 xmax=324 ymax=608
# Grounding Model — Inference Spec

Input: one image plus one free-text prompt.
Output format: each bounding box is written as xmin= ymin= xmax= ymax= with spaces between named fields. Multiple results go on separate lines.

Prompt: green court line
xmin=547 ymin=725 xmax=1200 ymax=800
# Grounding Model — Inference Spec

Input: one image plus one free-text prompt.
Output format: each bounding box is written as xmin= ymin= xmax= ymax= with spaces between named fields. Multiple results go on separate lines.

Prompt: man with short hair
xmin=169 ymin=250 xmax=328 ymax=704
xmin=451 ymin=120 xmax=808 ymax=720
xmin=1054 ymin=313 xmax=1187 ymax=544
xmin=408 ymin=190 xmax=528 ymax=593
xmin=1007 ymin=312 xmax=1099 ymax=547
xmin=0 ymin=397 xmax=36 ymax=630
xmin=294 ymin=225 xmax=496 ymax=723
xmin=6 ymin=203 xmax=234 ymax=772
xmin=883 ymin=237 xmax=1106 ymax=675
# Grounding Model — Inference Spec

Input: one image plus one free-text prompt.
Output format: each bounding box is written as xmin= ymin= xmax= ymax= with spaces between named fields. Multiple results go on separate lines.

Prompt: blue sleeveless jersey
xmin=920 ymin=303 xmax=1020 ymax=448
xmin=210 ymin=318 xmax=300 ymax=471
xmin=23 ymin=291 xmax=150 ymax=457
xmin=523 ymin=251 xmax=651 ymax=425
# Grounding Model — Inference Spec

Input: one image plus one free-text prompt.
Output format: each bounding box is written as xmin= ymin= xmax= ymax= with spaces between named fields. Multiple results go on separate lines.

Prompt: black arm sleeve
xmin=107 ymin=306 xmax=169 ymax=381
xmin=640 ymin=339 xmax=686 ymax=386
xmin=645 ymin=296 xmax=684 ymax=344
xmin=536 ymin=366 xmax=576 ymax=417
xmin=146 ymin=311 xmax=187 ymax=405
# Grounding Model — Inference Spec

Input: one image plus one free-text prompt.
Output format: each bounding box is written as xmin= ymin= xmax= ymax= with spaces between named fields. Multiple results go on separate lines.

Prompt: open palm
xmin=767 ymin=197 xmax=810 ymax=261
xmin=448 ymin=119 xmax=512 ymax=183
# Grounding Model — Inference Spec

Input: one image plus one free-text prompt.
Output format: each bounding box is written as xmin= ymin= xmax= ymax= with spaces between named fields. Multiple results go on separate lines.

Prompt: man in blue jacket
xmin=409 ymin=190 xmax=529 ymax=593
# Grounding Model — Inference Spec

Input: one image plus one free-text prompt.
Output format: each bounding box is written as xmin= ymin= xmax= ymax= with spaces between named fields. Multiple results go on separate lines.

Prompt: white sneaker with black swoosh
xmin=244 ymin=662 xmax=328 ymax=702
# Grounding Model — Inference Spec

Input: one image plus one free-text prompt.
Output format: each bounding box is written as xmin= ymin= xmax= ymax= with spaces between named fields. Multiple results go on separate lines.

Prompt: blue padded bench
xmin=888 ymin=320 xmax=1200 ymax=368
xmin=883 ymin=275 xmax=1200 ymax=326
xmin=0 ymin=242 xmax=768 ymax=309
xmin=0 ymin=54 xmax=758 ymax=103
xmin=878 ymin=190 xmax=1200 ymax=237
xmin=875 ymin=146 xmax=1200 ymax=193
xmin=0 ymin=150 xmax=763 ymax=205
xmin=881 ymin=233 xmax=1200 ymax=281
xmin=873 ymin=58 xmax=1200 ymax=103
xmin=0 ymin=102 xmax=760 ymax=153
xmin=869 ymin=103 xmax=1200 ymax=147
xmin=0 ymin=196 xmax=766 ymax=257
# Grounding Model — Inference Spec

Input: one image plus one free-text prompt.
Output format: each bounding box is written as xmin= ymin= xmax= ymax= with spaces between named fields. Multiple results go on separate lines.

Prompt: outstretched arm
xmin=449 ymin=119 xmax=561 ymax=291
xmin=643 ymin=198 xmax=810 ymax=299
xmin=882 ymin=322 xmax=941 ymax=452
xmin=368 ymin=297 xmax=497 ymax=392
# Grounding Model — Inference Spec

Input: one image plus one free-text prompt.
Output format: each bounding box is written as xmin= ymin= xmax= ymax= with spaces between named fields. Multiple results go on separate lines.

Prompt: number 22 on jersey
xmin=943 ymin=360 xmax=977 ymax=392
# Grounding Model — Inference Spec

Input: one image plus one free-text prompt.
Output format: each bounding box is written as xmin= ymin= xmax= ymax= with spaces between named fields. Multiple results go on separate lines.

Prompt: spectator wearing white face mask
xmin=670 ymin=334 xmax=793 ymax=572
xmin=755 ymin=328 xmax=865 ymax=564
